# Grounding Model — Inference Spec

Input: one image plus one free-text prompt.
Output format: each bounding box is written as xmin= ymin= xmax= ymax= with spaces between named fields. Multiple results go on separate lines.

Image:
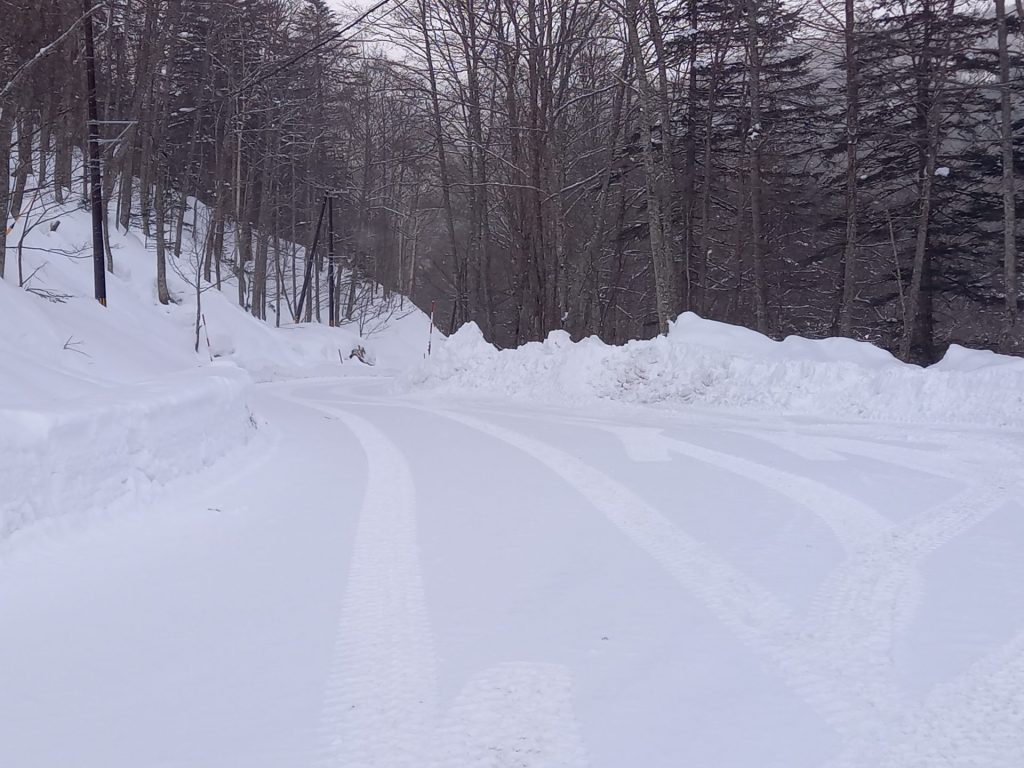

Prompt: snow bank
xmin=404 ymin=313 xmax=1024 ymax=428
xmin=198 ymin=288 xmax=432 ymax=381
xmin=0 ymin=368 xmax=255 ymax=540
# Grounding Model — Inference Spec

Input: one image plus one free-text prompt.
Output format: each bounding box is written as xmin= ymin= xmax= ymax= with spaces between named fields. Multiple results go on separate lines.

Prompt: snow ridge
xmin=404 ymin=315 xmax=1024 ymax=428
xmin=313 ymin=406 xmax=438 ymax=768
xmin=0 ymin=368 xmax=255 ymax=542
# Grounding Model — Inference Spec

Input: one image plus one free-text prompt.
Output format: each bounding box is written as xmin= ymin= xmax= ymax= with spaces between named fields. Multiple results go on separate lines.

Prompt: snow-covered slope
xmin=404 ymin=314 xmax=1024 ymax=428
xmin=2 ymin=196 xmax=429 ymax=400
xmin=1 ymin=192 xmax=431 ymax=541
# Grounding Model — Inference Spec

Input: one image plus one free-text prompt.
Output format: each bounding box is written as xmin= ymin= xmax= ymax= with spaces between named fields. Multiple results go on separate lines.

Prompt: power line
xmin=229 ymin=0 xmax=408 ymax=99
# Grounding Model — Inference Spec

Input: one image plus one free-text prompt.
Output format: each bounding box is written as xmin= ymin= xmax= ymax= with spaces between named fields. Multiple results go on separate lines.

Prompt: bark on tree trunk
xmin=237 ymin=162 xmax=257 ymax=310
xmin=697 ymin=43 xmax=725 ymax=318
xmin=838 ymin=0 xmax=860 ymax=337
xmin=681 ymin=0 xmax=700 ymax=310
xmin=419 ymin=0 xmax=463 ymax=327
xmin=996 ymin=0 xmax=1018 ymax=344
xmin=0 ymin=109 xmax=11 ymax=279
xmin=625 ymin=0 xmax=676 ymax=334
xmin=252 ymin=146 xmax=274 ymax=320
xmin=646 ymin=0 xmax=679 ymax=308
xmin=900 ymin=113 xmax=938 ymax=362
xmin=746 ymin=0 xmax=769 ymax=335
xmin=10 ymin=115 xmax=32 ymax=217
xmin=38 ymin=114 xmax=50 ymax=189
xmin=155 ymin=170 xmax=171 ymax=304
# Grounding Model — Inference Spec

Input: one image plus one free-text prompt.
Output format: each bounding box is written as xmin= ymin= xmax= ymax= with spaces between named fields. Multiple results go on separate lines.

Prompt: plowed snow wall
xmin=0 ymin=371 xmax=254 ymax=539
xmin=406 ymin=317 xmax=1024 ymax=428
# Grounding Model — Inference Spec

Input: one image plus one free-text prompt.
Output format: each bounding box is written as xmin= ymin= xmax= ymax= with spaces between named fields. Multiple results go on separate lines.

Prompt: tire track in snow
xmin=610 ymin=424 xmax=1024 ymax=756
xmin=307 ymin=394 xmax=1024 ymax=766
xmin=294 ymin=395 xmax=591 ymax=767
xmin=436 ymin=409 xmax=1024 ymax=757
xmin=610 ymin=424 xmax=1021 ymax=747
xmin=744 ymin=431 xmax=960 ymax=477
xmin=312 ymin=407 xmax=438 ymax=768
xmin=607 ymin=426 xmax=892 ymax=553
xmin=431 ymin=409 xmax=793 ymax=648
xmin=825 ymin=627 xmax=1024 ymax=768
xmin=598 ymin=423 xmax=928 ymax=737
xmin=429 ymin=663 xmax=589 ymax=768
xmin=795 ymin=479 xmax=1016 ymax=744
xmin=430 ymin=410 xmax=914 ymax=739
xmin=788 ymin=427 xmax=1024 ymax=747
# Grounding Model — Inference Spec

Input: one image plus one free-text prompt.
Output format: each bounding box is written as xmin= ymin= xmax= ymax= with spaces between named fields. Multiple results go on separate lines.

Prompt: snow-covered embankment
xmin=1 ymin=186 xmax=430 ymax=544
xmin=0 ymin=369 xmax=255 ymax=540
xmin=404 ymin=313 xmax=1024 ymax=428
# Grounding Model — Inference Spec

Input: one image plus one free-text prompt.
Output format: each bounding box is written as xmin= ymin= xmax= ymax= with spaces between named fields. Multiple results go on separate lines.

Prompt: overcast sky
xmin=322 ymin=0 xmax=404 ymax=57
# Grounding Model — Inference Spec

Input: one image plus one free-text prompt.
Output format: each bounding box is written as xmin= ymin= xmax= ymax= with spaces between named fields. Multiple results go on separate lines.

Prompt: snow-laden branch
xmin=0 ymin=7 xmax=97 ymax=103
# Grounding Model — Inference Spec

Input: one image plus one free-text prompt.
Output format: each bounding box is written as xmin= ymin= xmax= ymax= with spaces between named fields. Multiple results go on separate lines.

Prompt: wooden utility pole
xmin=295 ymin=195 xmax=328 ymax=322
xmin=327 ymin=194 xmax=336 ymax=327
xmin=996 ymin=0 xmax=1018 ymax=338
xmin=83 ymin=0 xmax=107 ymax=306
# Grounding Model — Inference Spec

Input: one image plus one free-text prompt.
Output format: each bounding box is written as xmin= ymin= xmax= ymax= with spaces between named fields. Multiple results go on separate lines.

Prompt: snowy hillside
xmin=1 ymin=193 xmax=431 ymax=542
xmin=2 ymin=195 xmax=431 ymax=398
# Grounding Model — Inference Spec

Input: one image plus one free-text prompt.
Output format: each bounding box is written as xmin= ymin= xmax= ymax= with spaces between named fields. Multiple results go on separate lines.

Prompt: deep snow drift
xmin=405 ymin=314 xmax=1024 ymax=428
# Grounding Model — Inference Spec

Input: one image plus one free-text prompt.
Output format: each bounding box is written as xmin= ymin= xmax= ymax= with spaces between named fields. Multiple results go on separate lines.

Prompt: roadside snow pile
xmin=0 ymin=369 xmax=254 ymax=540
xmin=404 ymin=313 xmax=1024 ymax=427
xmin=0 ymin=249 xmax=261 ymax=542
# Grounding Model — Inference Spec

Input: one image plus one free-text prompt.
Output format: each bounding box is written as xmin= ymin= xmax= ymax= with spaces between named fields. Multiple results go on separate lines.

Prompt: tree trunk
xmin=646 ymin=0 xmax=679 ymax=308
xmin=746 ymin=0 xmax=769 ymax=334
xmin=838 ymin=0 xmax=860 ymax=337
xmin=419 ymin=0 xmax=463 ymax=325
xmin=252 ymin=147 xmax=275 ymax=320
xmin=996 ymin=0 xmax=1018 ymax=343
xmin=624 ymin=0 xmax=676 ymax=334
xmin=117 ymin=144 xmax=135 ymax=231
xmin=0 ymin=109 xmax=11 ymax=279
xmin=697 ymin=43 xmax=725 ymax=317
xmin=10 ymin=114 xmax=32 ymax=217
xmin=53 ymin=82 xmax=72 ymax=204
xmin=900 ymin=114 xmax=938 ymax=362
xmin=155 ymin=170 xmax=171 ymax=304
xmin=38 ymin=115 xmax=50 ymax=189
xmin=237 ymin=161 xmax=257 ymax=310
xmin=681 ymin=0 xmax=700 ymax=310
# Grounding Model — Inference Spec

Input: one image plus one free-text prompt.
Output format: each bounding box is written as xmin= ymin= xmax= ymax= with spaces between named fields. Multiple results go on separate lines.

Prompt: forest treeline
xmin=1 ymin=0 xmax=1021 ymax=361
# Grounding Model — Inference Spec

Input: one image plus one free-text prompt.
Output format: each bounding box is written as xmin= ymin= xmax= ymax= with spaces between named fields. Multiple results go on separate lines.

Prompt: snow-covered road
xmin=2 ymin=378 xmax=1023 ymax=768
